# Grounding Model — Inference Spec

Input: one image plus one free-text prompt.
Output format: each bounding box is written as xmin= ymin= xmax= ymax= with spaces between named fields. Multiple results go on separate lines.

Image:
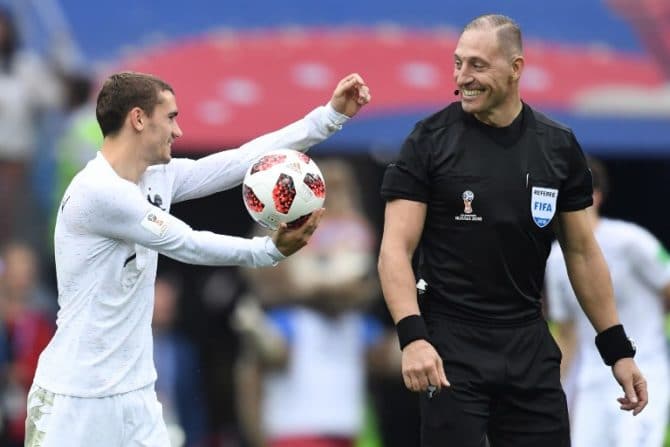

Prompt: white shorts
xmin=25 ymin=383 xmax=170 ymax=447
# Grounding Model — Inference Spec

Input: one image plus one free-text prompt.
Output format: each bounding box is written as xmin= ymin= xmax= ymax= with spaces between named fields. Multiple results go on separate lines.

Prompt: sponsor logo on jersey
xmin=531 ymin=186 xmax=558 ymax=228
xmin=455 ymin=190 xmax=483 ymax=222
xmin=141 ymin=210 xmax=169 ymax=237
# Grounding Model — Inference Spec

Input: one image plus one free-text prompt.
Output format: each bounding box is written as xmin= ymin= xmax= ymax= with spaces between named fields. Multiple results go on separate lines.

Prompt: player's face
xmin=143 ymin=90 xmax=182 ymax=165
xmin=453 ymin=28 xmax=517 ymax=121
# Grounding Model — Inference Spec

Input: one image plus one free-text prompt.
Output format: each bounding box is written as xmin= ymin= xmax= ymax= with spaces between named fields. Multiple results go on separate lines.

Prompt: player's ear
xmin=129 ymin=107 xmax=145 ymax=131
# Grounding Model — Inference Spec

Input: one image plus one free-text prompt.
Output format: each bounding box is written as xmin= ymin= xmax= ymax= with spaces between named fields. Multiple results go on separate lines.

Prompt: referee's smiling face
xmin=453 ymin=28 xmax=518 ymax=123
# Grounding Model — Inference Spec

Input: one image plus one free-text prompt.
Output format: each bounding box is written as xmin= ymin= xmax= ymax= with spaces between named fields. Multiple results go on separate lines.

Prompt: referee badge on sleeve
xmin=531 ymin=187 xmax=558 ymax=228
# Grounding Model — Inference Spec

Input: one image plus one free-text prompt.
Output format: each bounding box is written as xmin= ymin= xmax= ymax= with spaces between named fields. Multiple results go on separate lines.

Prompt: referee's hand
xmin=401 ymin=339 xmax=450 ymax=394
xmin=612 ymin=357 xmax=648 ymax=416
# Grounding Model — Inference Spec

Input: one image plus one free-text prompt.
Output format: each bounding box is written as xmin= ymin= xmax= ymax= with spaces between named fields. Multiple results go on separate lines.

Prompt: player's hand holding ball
xmin=272 ymin=208 xmax=325 ymax=256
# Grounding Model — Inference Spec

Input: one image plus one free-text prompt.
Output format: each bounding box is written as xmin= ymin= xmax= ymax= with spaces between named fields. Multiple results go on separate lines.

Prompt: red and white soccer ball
xmin=242 ymin=149 xmax=326 ymax=230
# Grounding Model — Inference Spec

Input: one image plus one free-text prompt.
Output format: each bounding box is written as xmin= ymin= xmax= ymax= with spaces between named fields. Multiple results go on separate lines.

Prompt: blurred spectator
xmin=47 ymin=72 xmax=102 ymax=236
xmin=608 ymin=0 xmax=670 ymax=77
xmin=544 ymin=157 xmax=670 ymax=447
xmin=0 ymin=7 xmax=64 ymax=245
xmin=0 ymin=241 xmax=55 ymax=318
xmin=153 ymin=274 xmax=207 ymax=447
xmin=198 ymin=267 xmax=247 ymax=446
xmin=0 ymin=241 xmax=54 ymax=446
xmin=366 ymin=310 xmax=421 ymax=447
xmin=577 ymin=0 xmax=670 ymax=115
xmin=233 ymin=158 xmax=399 ymax=447
xmin=53 ymin=73 xmax=100 ymax=198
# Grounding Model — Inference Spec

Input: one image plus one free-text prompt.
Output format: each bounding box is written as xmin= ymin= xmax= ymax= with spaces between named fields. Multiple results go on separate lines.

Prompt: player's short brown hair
xmin=96 ymin=72 xmax=174 ymax=137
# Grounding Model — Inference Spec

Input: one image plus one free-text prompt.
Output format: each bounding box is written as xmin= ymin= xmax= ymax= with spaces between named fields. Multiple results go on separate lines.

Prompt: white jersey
xmin=33 ymin=104 xmax=348 ymax=397
xmin=262 ymin=308 xmax=372 ymax=438
xmin=545 ymin=218 xmax=670 ymax=387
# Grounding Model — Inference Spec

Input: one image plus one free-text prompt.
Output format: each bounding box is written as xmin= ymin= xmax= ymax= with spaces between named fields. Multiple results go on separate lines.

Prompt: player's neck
xmin=101 ymin=140 xmax=149 ymax=184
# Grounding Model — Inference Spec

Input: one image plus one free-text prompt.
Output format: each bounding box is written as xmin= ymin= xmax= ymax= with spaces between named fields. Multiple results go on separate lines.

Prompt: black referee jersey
xmin=381 ymin=102 xmax=593 ymax=325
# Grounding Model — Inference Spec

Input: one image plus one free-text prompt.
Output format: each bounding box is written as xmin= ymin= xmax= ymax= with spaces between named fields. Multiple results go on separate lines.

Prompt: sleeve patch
xmin=140 ymin=210 xmax=169 ymax=237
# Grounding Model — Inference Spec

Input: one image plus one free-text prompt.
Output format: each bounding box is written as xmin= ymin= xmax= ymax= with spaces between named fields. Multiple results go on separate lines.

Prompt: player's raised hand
xmin=330 ymin=73 xmax=371 ymax=118
xmin=612 ymin=357 xmax=648 ymax=416
xmin=272 ymin=208 xmax=325 ymax=256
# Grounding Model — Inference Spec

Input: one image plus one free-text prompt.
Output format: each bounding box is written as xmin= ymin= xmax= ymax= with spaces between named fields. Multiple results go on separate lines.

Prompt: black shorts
xmin=420 ymin=317 xmax=570 ymax=447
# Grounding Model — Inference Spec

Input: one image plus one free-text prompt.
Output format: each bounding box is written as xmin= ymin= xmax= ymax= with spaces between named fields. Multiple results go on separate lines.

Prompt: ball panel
xmin=242 ymin=184 xmax=264 ymax=212
xmin=303 ymin=173 xmax=325 ymax=198
xmin=272 ymin=173 xmax=296 ymax=214
xmin=250 ymin=153 xmax=288 ymax=174
xmin=297 ymin=152 xmax=311 ymax=164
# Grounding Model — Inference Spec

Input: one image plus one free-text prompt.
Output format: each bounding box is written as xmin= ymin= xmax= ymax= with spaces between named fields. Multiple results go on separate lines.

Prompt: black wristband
xmin=396 ymin=315 xmax=429 ymax=350
xmin=595 ymin=324 xmax=636 ymax=366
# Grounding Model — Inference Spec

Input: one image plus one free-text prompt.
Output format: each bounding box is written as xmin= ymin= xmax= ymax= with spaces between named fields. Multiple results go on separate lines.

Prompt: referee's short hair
xmin=586 ymin=155 xmax=610 ymax=202
xmin=463 ymin=14 xmax=523 ymax=58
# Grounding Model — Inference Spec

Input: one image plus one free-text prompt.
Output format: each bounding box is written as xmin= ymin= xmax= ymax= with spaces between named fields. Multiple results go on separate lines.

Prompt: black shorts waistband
xmin=422 ymin=305 xmax=543 ymax=328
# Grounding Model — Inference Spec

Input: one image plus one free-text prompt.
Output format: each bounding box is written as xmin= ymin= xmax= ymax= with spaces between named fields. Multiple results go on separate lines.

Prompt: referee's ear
xmin=510 ymin=55 xmax=524 ymax=82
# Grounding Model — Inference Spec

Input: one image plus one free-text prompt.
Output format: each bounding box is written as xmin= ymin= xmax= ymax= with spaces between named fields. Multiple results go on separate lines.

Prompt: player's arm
xmin=232 ymin=299 xmax=290 ymax=369
xmin=170 ymin=73 xmax=371 ymax=203
xmin=77 ymin=183 xmax=316 ymax=267
xmin=555 ymin=209 xmax=647 ymax=415
xmin=378 ymin=199 xmax=449 ymax=393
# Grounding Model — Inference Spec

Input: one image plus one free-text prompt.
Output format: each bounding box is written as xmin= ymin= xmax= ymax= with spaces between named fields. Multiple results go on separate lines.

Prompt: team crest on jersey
xmin=531 ymin=187 xmax=558 ymax=228
xmin=147 ymin=193 xmax=165 ymax=210
xmin=455 ymin=190 xmax=482 ymax=222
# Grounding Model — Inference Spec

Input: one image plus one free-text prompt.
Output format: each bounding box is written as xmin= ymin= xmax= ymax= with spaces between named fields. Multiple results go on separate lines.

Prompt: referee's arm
xmin=379 ymin=199 xmax=426 ymax=324
xmin=378 ymin=199 xmax=449 ymax=393
xmin=554 ymin=209 xmax=618 ymax=332
xmin=555 ymin=208 xmax=648 ymax=415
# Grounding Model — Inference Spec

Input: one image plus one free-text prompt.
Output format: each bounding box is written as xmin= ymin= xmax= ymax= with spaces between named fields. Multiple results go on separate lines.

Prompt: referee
xmin=378 ymin=14 xmax=648 ymax=447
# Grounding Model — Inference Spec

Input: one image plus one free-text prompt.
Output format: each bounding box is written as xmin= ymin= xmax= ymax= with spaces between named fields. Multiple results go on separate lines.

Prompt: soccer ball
xmin=242 ymin=149 xmax=326 ymax=230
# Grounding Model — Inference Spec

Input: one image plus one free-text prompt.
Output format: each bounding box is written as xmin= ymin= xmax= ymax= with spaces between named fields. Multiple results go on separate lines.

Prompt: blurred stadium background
xmin=0 ymin=0 xmax=668 ymax=446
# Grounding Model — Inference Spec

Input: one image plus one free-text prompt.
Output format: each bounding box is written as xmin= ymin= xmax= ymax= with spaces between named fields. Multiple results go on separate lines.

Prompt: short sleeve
xmin=558 ymin=133 xmax=593 ymax=212
xmin=380 ymin=124 xmax=431 ymax=203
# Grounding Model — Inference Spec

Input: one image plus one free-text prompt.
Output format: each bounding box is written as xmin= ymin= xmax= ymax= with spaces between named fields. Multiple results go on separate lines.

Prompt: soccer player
xmin=545 ymin=156 xmax=670 ymax=447
xmin=24 ymin=71 xmax=371 ymax=446
xmin=378 ymin=14 xmax=646 ymax=447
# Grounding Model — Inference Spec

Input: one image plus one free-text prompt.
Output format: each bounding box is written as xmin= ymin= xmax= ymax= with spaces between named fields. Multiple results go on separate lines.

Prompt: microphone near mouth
xmin=454 ymin=89 xmax=460 ymax=96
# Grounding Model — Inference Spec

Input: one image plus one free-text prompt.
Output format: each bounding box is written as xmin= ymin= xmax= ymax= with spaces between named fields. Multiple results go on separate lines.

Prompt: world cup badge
xmin=462 ymin=190 xmax=474 ymax=214
xmin=455 ymin=190 xmax=482 ymax=222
